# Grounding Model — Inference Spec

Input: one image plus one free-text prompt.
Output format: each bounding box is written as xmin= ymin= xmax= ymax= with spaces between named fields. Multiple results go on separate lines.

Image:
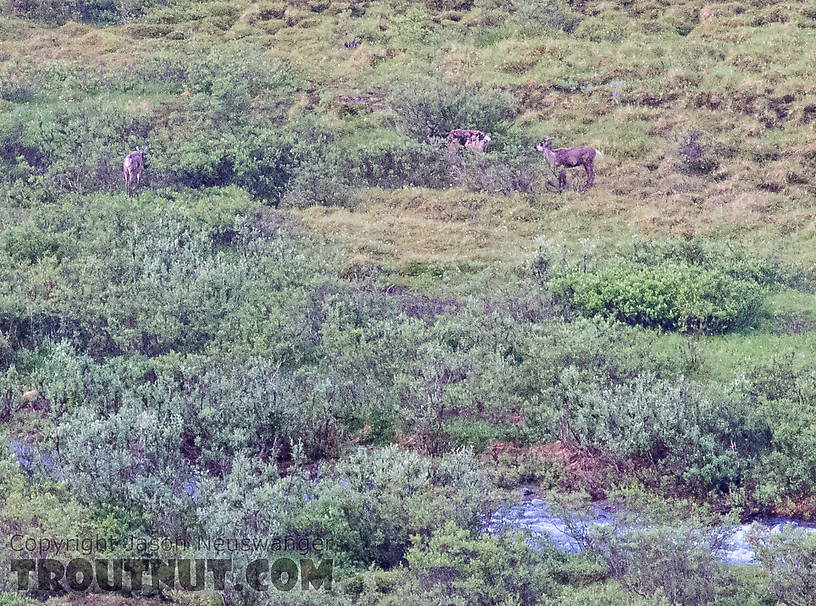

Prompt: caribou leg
xmin=585 ymin=163 xmax=594 ymax=189
xmin=558 ymin=169 xmax=567 ymax=191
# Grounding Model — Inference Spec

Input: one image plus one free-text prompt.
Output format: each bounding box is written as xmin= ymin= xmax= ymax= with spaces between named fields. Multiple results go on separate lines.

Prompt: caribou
xmin=535 ymin=137 xmax=603 ymax=191
xmin=123 ymin=148 xmax=145 ymax=194
xmin=446 ymin=129 xmax=491 ymax=153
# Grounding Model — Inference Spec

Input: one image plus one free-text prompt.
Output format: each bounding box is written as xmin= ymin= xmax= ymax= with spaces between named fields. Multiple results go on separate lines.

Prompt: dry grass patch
xmin=299 ymin=173 xmax=816 ymax=273
xmin=298 ymin=188 xmax=552 ymax=269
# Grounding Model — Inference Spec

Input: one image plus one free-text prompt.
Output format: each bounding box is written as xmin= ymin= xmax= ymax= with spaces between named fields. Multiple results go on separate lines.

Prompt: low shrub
xmin=552 ymin=261 xmax=764 ymax=333
xmin=752 ymin=524 xmax=816 ymax=606
xmin=396 ymin=521 xmax=562 ymax=606
xmin=534 ymin=236 xmax=795 ymax=335
xmin=511 ymin=0 xmax=582 ymax=34
xmin=747 ymin=355 xmax=816 ymax=501
xmin=343 ymin=135 xmax=448 ymax=190
xmin=0 ymin=223 xmax=71 ymax=264
xmin=388 ymin=79 xmax=516 ymax=146
xmin=300 ymin=446 xmax=493 ymax=567
xmin=0 ymin=434 xmax=94 ymax=594
xmin=629 ymin=236 xmax=812 ymax=291
xmin=4 ymin=0 xmax=81 ymax=25
xmin=554 ymin=496 xmax=740 ymax=606
xmin=586 ymin=524 xmax=736 ymax=605
xmin=4 ymin=0 xmax=156 ymax=24
xmin=233 ymin=131 xmax=294 ymax=203
xmin=198 ymin=446 xmax=494 ymax=570
xmin=447 ymin=146 xmax=542 ymax=194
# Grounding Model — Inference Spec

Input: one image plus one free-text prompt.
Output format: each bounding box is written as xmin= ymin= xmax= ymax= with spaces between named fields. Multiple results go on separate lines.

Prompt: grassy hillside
xmin=4 ymin=0 xmax=816 ymax=263
xmin=2 ymin=1 xmax=816 ymax=605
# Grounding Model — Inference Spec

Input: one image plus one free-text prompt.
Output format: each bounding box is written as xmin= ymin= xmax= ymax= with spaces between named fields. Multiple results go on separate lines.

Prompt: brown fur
xmin=446 ymin=129 xmax=491 ymax=152
xmin=535 ymin=137 xmax=602 ymax=190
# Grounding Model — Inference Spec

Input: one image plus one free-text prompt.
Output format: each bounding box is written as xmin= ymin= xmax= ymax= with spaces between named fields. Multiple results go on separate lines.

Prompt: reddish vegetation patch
xmin=773 ymin=496 xmax=816 ymax=522
xmin=694 ymin=89 xmax=795 ymax=128
xmin=488 ymin=441 xmax=518 ymax=461
xmin=729 ymin=494 xmax=816 ymax=524
xmin=529 ymin=441 xmax=611 ymax=498
xmin=490 ymin=439 xmax=816 ymax=521
xmin=1 ymin=388 xmax=51 ymax=429
xmin=489 ymin=440 xmax=613 ymax=499
xmin=382 ymin=283 xmax=464 ymax=318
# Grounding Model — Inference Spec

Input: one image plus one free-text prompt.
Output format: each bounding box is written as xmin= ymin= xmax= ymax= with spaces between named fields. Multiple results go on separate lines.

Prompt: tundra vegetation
xmin=1 ymin=1 xmax=816 ymax=605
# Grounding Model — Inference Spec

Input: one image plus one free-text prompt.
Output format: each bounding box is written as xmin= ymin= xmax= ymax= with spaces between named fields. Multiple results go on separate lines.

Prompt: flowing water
xmin=488 ymin=497 xmax=816 ymax=566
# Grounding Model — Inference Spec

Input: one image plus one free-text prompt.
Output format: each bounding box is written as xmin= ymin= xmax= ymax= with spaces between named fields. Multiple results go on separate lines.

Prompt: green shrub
xmin=390 ymin=6 xmax=434 ymax=45
xmin=20 ymin=101 xmax=152 ymax=195
xmin=4 ymin=0 xmax=155 ymax=24
xmin=575 ymin=504 xmax=739 ymax=606
xmin=285 ymin=123 xmax=448 ymax=207
xmin=511 ymin=0 xmax=582 ymax=34
xmin=0 ymin=223 xmax=71 ymax=264
xmin=0 ymin=192 xmax=334 ymax=357
xmin=0 ymin=433 xmax=93 ymax=594
xmin=752 ymin=525 xmax=816 ymax=606
xmin=746 ymin=355 xmax=816 ymax=501
xmin=448 ymin=146 xmax=542 ymax=194
xmin=396 ymin=521 xmax=562 ymax=606
xmin=344 ymin=135 xmax=448 ymax=190
xmin=0 ymin=593 xmax=42 ymax=606
xmin=0 ymin=52 xmax=294 ymax=201
xmin=282 ymin=115 xmax=353 ymax=207
xmin=293 ymin=446 xmax=494 ymax=568
xmin=552 ymin=262 xmax=765 ymax=333
xmin=78 ymin=0 xmax=121 ymax=24
xmin=388 ymin=79 xmax=516 ymax=145
xmin=628 ymin=236 xmax=812 ymax=292
xmin=193 ymin=446 xmax=494 ymax=572
xmin=569 ymin=373 xmax=740 ymax=477
xmin=4 ymin=0 xmax=81 ymax=24
xmin=555 ymin=583 xmax=671 ymax=605
xmin=233 ymin=130 xmax=293 ymax=203
xmin=444 ymin=418 xmax=504 ymax=451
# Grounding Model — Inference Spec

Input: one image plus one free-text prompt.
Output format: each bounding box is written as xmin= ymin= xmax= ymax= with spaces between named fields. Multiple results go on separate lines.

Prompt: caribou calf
xmin=535 ymin=137 xmax=603 ymax=190
xmin=123 ymin=148 xmax=145 ymax=194
xmin=447 ymin=129 xmax=491 ymax=153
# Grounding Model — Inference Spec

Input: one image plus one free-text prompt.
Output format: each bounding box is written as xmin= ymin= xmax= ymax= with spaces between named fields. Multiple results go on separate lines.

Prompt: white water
xmin=488 ymin=497 xmax=816 ymax=566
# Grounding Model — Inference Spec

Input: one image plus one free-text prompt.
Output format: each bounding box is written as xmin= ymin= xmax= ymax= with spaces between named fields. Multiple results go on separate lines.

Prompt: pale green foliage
xmin=0 ymin=434 xmax=92 ymax=593
xmin=398 ymin=521 xmax=561 ymax=606
xmin=752 ymin=525 xmax=816 ymax=606
xmin=295 ymin=446 xmax=494 ymax=568
xmin=553 ymin=495 xmax=744 ymax=606
xmin=0 ymin=593 xmax=42 ymax=606
xmin=538 ymin=237 xmax=800 ymax=334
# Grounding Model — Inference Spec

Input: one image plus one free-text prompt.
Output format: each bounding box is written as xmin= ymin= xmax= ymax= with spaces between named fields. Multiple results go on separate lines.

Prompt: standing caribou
xmin=123 ymin=148 xmax=145 ymax=194
xmin=535 ymin=137 xmax=603 ymax=191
